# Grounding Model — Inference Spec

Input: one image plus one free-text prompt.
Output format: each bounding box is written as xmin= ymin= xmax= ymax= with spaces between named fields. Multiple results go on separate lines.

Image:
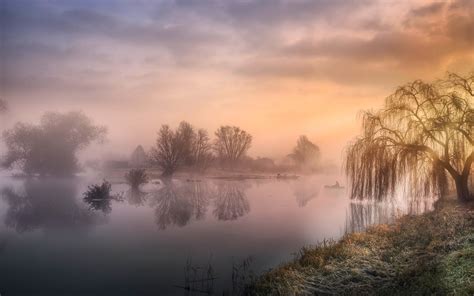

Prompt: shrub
xmin=125 ymin=169 xmax=148 ymax=188
xmin=83 ymin=180 xmax=115 ymax=213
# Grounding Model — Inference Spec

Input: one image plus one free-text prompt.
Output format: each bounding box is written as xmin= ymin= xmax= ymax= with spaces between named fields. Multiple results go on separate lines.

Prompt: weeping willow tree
xmin=346 ymin=72 xmax=473 ymax=202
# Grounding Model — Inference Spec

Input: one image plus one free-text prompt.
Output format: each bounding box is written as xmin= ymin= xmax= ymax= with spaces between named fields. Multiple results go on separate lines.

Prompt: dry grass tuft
xmin=248 ymin=201 xmax=474 ymax=295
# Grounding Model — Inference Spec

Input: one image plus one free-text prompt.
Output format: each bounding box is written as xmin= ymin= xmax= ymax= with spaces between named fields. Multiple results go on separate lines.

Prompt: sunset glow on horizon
xmin=2 ymin=0 xmax=473 ymax=163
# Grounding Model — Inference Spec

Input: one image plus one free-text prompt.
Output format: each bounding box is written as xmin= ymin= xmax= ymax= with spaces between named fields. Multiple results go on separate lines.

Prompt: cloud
xmin=236 ymin=0 xmax=474 ymax=83
xmin=1 ymin=0 xmax=472 ymax=156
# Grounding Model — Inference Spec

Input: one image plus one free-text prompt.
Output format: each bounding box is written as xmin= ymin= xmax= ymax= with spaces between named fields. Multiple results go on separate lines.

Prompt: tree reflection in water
xmin=153 ymin=184 xmax=194 ymax=229
xmin=345 ymin=197 xmax=435 ymax=234
xmin=83 ymin=196 xmax=113 ymax=214
xmin=126 ymin=188 xmax=148 ymax=206
xmin=151 ymin=180 xmax=212 ymax=230
xmin=1 ymin=178 xmax=102 ymax=233
xmin=345 ymin=201 xmax=397 ymax=233
xmin=213 ymin=181 xmax=250 ymax=221
xmin=151 ymin=180 xmax=250 ymax=229
xmin=292 ymin=179 xmax=320 ymax=207
xmin=184 ymin=181 xmax=210 ymax=220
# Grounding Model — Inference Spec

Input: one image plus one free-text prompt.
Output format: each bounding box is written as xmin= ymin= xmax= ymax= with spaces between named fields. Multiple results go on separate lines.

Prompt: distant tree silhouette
xmin=289 ymin=135 xmax=320 ymax=172
xmin=191 ymin=129 xmax=214 ymax=171
xmin=130 ymin=145 xmax=148 ymax=167
xmin=125 ymin=168 xmax=148 ymax=189
xmin=151 ymin=125 xmax=187 ymax=176
xmin=151 ymin=122 xmax=215 ymax=176
xmin=178 ymin=121 xmax=195 ymax=166
xmin=214 ymin=126 xmax=252 ymax=168
xmin=346 ymin=72 xmax=474 ymax=202
xmin=2 ymin=111 xmax=106 ymax=176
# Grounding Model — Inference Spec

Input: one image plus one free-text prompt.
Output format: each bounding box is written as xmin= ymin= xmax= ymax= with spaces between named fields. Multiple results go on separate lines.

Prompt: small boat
xmin=276 ymin=174 xmax=300 ymax=180
xmin=325 ymin=181 xmax=344 ymax=189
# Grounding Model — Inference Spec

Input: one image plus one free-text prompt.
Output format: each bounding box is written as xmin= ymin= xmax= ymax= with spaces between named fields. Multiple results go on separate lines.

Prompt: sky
xmin=1 ymin=0 xmax=473 ymax=164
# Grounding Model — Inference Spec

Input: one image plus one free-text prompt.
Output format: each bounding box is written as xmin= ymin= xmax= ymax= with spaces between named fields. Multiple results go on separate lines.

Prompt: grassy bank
xmin=249 ymin=200 xmax=474 ymax=295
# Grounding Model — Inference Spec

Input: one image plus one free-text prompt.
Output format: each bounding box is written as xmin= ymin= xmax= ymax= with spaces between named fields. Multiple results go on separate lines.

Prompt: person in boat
xmin=326 ymin=181 xmax=343 ymax=188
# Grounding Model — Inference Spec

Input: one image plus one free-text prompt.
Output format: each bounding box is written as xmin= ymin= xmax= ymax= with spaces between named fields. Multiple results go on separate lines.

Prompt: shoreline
xmin=248 ymin=199 xmax=474 ymax=295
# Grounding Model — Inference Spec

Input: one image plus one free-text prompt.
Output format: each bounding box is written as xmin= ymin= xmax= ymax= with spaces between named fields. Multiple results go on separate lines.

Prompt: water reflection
xmin=1 ymin=178 xmax=101 ymax=233
xmin=127 ymin=188 xmax=148 ymax=206
xmin=345 ymin=201 xmax=397 ymax=233
xmin=345 ymin=197 xmax=435 ymax=233
xmin=83 ymin=195 xmax=113 ymax=214
xmin=150 ymin=180 xmax=250 ymax=229
xmin=213 ymin=182 xmax=250 ymax=221
xmin=0 ymin=176 xmax=435 ymax=295
xmin=183 ymin=181 xmax=212 ymax=220
xmin=292 ymin=180 xmax=320 ymax=207
xmin=153 ymin=185 xmax=195 ymax=229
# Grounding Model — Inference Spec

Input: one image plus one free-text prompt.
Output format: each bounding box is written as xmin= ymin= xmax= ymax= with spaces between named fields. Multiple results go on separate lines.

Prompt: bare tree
xmin=214 ymin=126 xmax=252 ymax=168
xmin=2 ymin=111 xmax=106 ymax=176
xmin=289 ymin=135 xmax=320 ymax=171
xmin=178 ymin=121 xmax=195 ymax=166
xmin=151 ymin=122 xmax=214 ymax=176
xmin=191 ymin=129 xmax=214 ymax=171
xmin=151 ymin=125 xmax=186 ymax=177
xmin=345 ymin=72 xmax=474 ymax=202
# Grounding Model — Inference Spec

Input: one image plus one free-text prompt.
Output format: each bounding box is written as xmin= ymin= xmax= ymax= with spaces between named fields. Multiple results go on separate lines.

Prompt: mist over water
xmin=0 ymin=173 xmax=433 ymax=295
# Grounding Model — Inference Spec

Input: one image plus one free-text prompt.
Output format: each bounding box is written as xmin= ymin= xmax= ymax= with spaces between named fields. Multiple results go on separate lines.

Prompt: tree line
xmin=1 ymin=71 xmax=471 ymax=202
xmin=0 ymin=108 xmax=320 ymax=177
xmin=150 ymin=122 xmax=252 ymax=176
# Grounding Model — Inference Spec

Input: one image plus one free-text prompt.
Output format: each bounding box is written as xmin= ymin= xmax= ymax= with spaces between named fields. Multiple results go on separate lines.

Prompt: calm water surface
xmin=0 ymin=174 xmax=433 ymax=295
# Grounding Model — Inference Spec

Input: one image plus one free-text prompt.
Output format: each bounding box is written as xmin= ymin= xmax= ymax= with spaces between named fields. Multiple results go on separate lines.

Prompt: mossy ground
xmin=248 ymin=200 xmax=474 ymax=295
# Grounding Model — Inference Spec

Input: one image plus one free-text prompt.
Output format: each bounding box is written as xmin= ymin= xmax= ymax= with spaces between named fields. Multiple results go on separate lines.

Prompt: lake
xmin=0 ymin=174 xmax=434 ymax=295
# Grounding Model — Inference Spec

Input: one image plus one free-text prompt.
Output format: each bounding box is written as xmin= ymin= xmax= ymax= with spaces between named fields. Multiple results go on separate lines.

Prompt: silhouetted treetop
xmin=130 ymin=145 xmax=148 ymax=167
xmin=2 ymin=111 xmax=106 ymax=176
xmin=346 ymin=71 xmax=473 ymax=201
xmin=214 ymin=126 xmax=252 ymax=168
xmin=289 ymin=135 xmax=320 ymax=172
xmin=151 ymin=124 xmax=187 ymax=177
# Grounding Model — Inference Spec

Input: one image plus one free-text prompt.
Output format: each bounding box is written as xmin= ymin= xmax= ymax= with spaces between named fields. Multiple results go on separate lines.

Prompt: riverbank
xmin=248 ymin=200 xmax=474 ymax=295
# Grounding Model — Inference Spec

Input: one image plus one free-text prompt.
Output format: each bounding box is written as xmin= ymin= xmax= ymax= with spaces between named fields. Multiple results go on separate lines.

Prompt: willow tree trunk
xmin=454 ymin=174 xmax=472 ymax=202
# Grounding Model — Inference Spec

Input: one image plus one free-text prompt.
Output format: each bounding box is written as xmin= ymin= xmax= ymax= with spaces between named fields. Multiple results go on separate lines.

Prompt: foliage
xmin=2 ymin=111 xmax=106 ymax=176
xmin=248 ymin=202 xmax=474 ymax=295
xmin=346 ymin=72 xmax=474 ymax=201
xmin=83 ymin=180 xmax=117 ymax=213
xmin=214 ymin=126 xmax=252 ymax=168
xmin=83 ymin=180 xmax=112 ymax=200
xmin=289 ymin=135 xmax=320 ymax=172
xmin=125 ymin=168 xmax=148 ymax=188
